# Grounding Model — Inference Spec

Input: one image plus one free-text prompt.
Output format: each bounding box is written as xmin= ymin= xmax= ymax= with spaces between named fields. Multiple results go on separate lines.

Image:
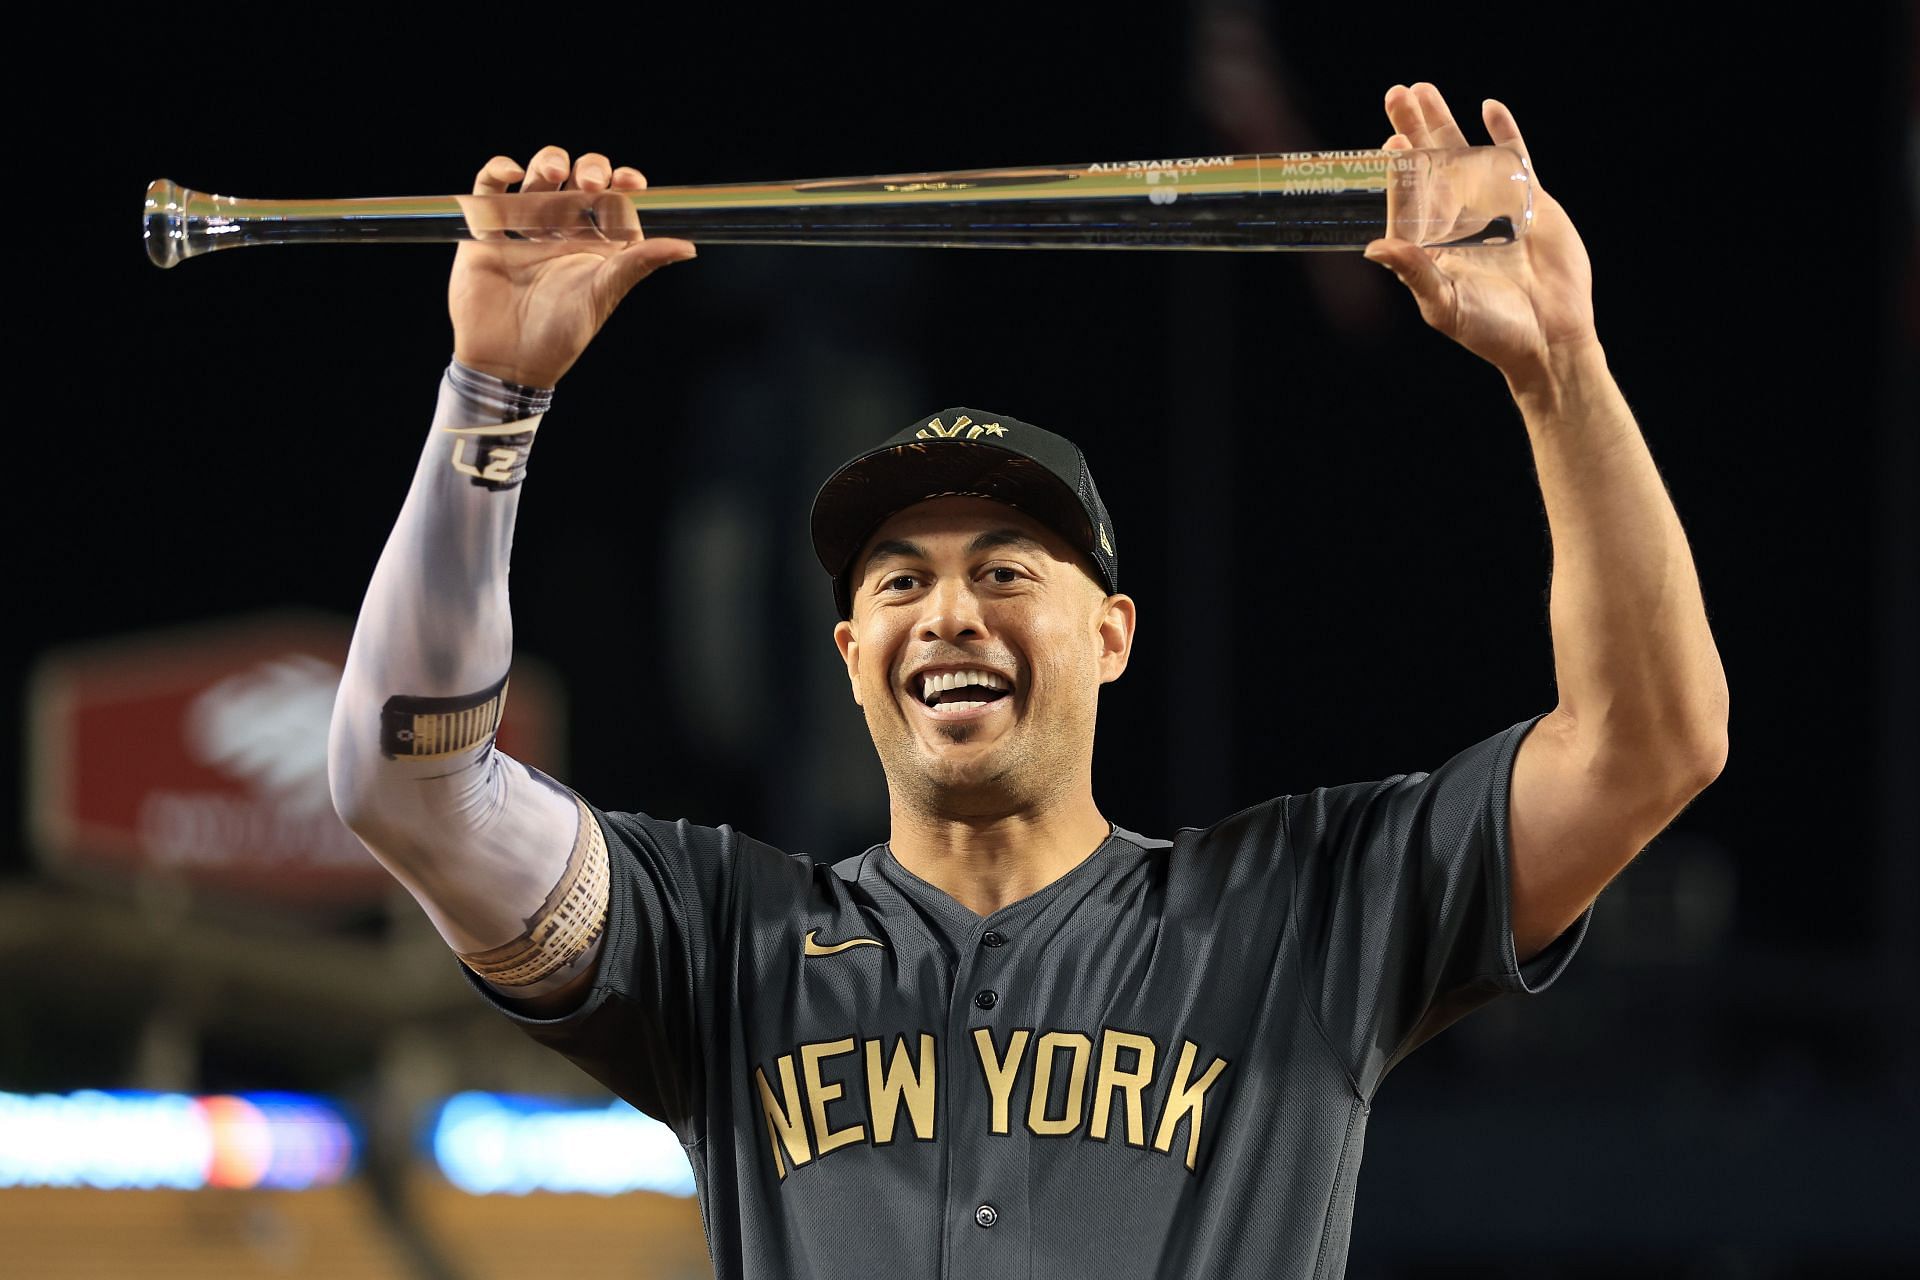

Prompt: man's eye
xmin=986 ymin=567 xmax=1019 ymax=584
xmin=884 ymin=574 xmax=920 ymax=591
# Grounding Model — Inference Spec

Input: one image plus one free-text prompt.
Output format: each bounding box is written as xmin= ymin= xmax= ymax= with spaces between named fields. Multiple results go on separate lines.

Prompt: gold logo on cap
xmin=1098 ymin=524 xmax=1113 ymax=555
xmin=916 ymin=415 xmax=1007 ymax=441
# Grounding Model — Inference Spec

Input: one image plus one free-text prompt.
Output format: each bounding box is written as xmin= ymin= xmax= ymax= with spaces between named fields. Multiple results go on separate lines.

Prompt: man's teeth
xmin=919 ymin=669 xmax=1010 ymax=703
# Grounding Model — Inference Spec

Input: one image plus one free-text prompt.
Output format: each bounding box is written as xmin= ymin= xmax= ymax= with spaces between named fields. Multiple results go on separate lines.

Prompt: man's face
xmin=831 ymin=496 xmax=1135 ymax=816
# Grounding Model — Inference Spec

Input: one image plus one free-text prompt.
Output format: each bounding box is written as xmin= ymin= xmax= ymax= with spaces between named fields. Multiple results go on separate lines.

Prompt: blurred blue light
xmin=0 ymin=1090 xmax=355 ymax=1190
xmin=429 ymin=1092 xmax=694 ymax=1197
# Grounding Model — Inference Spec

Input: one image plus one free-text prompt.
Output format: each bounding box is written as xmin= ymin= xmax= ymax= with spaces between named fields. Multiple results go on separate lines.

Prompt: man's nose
xmin=918 ymin=578 xmax=988 ymax=642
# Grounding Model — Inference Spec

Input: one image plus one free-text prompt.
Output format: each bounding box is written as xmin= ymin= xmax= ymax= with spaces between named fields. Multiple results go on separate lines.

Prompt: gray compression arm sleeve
xmin=327 ymin=363 xmax=596 ymax=993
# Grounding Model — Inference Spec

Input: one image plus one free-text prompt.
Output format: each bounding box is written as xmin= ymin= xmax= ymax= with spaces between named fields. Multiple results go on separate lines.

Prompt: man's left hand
xmin=1365 ymin=83 xmax=1599 ymax=390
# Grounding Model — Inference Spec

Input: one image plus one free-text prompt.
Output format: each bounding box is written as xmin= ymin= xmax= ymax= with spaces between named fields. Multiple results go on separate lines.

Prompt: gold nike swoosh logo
xmin=804 ymin=929 xmax=886 ymax=957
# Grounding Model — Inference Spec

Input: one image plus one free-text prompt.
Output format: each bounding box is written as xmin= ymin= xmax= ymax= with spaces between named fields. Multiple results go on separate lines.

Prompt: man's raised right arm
xmin=326 ymin=146 xmax=695 ymax=1017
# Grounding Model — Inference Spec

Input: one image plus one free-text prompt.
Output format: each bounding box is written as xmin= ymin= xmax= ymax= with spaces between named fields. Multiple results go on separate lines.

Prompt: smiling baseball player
xmin=328 ymin=83 xmax=1729 ymax=1278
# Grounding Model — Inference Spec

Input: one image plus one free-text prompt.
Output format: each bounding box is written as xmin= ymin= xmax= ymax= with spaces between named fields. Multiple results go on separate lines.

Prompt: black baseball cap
xmin=810 ymin=406 xmax=1120 ymax=620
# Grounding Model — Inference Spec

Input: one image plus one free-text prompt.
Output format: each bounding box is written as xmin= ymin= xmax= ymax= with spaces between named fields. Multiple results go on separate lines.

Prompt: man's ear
xmin=832 ymin=619 xmax=862 ymax=706
xmin=1096 ymin=593 xmax=1136 ymax=686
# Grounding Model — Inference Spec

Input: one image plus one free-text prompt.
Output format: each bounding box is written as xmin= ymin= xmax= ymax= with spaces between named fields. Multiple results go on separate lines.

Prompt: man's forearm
xmin=327 ymin=363 xmax=587 ymax=976
xmin=1510 ymin=343 xmax=1730 ymax=784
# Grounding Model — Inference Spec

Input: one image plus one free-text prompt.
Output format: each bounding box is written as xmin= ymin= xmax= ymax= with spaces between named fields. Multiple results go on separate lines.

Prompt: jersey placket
xmin=943 ymin=912 xmax=1030 ymax=1278
xmin=862 ymin=849 xmax=1048 ymax=1278
xmin=865 ymin=832 xmax=1142 ymax=1278
xmin=870 ymin=839 xmax=1129 ymax=1280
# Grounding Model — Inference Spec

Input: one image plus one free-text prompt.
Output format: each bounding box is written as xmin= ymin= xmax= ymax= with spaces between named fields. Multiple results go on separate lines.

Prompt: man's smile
xmin=899 ymin=665 xmax=1018 ymax=726
xmin=912 ymin=693 xmax=1014 ymax=723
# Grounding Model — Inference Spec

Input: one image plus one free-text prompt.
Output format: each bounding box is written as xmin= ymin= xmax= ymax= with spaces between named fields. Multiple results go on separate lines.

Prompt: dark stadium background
xmin=7 ymin=6 xmax=1914 ymax=1275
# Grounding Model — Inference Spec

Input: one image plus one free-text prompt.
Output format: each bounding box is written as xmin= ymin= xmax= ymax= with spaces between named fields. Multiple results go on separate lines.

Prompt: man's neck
xmin=885 ymin=794 xmax=1113 ymax=918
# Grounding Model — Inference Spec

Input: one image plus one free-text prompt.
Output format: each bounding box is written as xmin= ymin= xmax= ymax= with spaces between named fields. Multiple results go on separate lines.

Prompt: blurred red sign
xmin=27 ymin=614 xmax=563 ymax=910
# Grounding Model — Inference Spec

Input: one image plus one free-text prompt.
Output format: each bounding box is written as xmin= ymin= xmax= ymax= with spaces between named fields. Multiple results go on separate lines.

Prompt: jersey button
xmin=981 ymin=930 xmax=1006 ymax=948
xmin=974 ymin=1204 xmax=998 ymax=1229
xmin=974 ymin=989 xmax=998 ymax=1010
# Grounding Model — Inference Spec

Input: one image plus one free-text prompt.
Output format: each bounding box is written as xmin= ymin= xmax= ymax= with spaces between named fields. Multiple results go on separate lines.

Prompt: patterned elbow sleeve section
xmin=458 ymin=793 xmax=611 ymax=992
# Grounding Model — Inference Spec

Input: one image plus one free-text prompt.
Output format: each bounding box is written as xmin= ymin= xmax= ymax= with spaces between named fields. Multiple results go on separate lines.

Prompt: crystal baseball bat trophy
xmin=142 ymin=146 xmax=1529 ymax=268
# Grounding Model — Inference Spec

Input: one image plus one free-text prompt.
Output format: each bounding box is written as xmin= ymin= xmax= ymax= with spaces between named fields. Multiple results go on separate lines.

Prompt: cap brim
xmin=811 ymin=438 xmax=1096 ymax=597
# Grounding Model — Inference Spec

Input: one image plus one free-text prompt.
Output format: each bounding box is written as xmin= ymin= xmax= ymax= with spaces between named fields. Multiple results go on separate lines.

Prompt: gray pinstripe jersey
xmin=471 ymin=712 xmax=1589 ymax=1279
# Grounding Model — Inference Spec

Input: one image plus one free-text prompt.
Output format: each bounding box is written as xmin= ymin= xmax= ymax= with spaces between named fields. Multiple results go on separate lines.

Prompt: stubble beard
xmin=870 ymin=696 xmax=1089 ymax=823
xmin=878 ymin=723 xmax=1026 ymax=819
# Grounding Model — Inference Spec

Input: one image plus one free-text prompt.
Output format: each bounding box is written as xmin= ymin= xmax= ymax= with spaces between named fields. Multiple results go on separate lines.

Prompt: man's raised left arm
xmin=1364 ymin=83 xmax=1731 ymax=963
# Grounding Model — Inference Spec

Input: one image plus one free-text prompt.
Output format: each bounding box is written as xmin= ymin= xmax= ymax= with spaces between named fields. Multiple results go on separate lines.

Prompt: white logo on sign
xmin=185 ymin=655 xmax=341 ymax=816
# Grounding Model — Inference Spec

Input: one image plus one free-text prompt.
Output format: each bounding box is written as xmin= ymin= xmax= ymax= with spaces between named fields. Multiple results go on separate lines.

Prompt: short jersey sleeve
xmin=460 ymin=801 xmax=749 ymax=1143
xmin=1286 ymin=713 xmax=1591 ymax=1100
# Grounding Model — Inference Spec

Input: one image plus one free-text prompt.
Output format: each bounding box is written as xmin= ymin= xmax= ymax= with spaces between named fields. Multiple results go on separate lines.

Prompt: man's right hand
xmin=450 ymin=145 xmax=696 ymax=388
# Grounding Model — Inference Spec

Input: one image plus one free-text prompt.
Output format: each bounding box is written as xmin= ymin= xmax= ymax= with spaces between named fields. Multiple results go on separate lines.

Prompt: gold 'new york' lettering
xmin=865 ymin=1033 xmax=937 ymax=1143
xmin=1089 ymin=1029 xmax=1157 ymax=1145
xmin=1027 ymin=1031 xmax=1093 ymax=1136
xmin=800 ymin=1039 xmax=866 ymax=1156
xmin=753 ymin=1025 xmax=1232 ymax=1182
xmin=1151 ymin=1039 xmax=1231 ymax=1172
xmin=972 ymin=1027 xmax=1030 ymax=1135
xmin=754 ymin=1055 xmax=811 ymax=1179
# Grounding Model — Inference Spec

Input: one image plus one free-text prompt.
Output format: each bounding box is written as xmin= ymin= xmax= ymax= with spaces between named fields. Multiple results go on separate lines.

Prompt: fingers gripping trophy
xmin=448 ymin=149 xmax=697 ymax=388
xmin=161 ymin=81 xmax=1727 ymax=1280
